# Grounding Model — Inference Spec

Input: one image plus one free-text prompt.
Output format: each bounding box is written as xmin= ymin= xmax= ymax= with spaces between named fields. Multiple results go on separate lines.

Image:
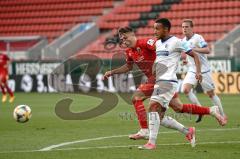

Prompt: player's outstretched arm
xmin=188 ymin=51 xmax=202 ymax=83
xmin=103 ymin=64 xmax=133 ymax=80
xmin=192 ymin=47 xmax=210 ymax=54
xmin=181 ymin=52 xmax=188 ymax=65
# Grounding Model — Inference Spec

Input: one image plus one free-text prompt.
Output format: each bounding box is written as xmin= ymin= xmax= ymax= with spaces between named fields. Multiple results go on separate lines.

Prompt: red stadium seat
xmin=71 ymin=0 xmax=240 ymax=58
xmin=0 ymin=0 xmax=113 ymax=40
xmin=134 ymin=0 xmax=240 ymax=45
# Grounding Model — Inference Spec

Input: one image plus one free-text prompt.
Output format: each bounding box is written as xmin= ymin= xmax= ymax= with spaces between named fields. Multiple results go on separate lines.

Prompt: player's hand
xmin=103 ymin=71 xmax=113 ymax=80
xmin=181 ymin=52 xmax=188 ymax=65
xmin=182 ymin=59 xmax=188 ymax=65
xmin=195 ymin=73 xmax=202 ymax=83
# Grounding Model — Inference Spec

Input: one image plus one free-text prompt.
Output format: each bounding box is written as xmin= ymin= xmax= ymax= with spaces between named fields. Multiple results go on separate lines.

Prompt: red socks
xmin=182 ymin=104 xmax=210 ymax=115
xmin=0 ymin=85 xmax=6 ymax=95
xmin=133 ymin=100 xmax=148 ymax=129
xmin=5 ymin=84 xmax=14 ymax=97
xmin=1 ymin=84 xmax=13 ymax=97
xmin=132 ymin=101 xmax=210 ymax=128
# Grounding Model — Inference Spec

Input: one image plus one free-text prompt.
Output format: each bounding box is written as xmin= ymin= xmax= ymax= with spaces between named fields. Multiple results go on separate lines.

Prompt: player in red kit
xmin=103 ymin=27 xmax=226 ymax=144
xmin=0 ymin=52 xmax=15 ymax=103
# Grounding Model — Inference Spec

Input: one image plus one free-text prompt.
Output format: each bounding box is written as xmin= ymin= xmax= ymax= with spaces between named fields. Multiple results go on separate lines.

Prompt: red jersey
xmin=125 ymin=38 xmax=156 ymax=80
xmin=0 ymin=53 xmax=10 ymax=72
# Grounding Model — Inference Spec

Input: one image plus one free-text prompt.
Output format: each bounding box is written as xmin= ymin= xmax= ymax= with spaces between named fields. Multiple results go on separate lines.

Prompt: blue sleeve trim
xmin=200 ymin=44 xmax=208 ymax=48
xmin=199 ymin=41 xmax=208 ymax=48
xmin=185 ymin=49 xmax=192 ymax=54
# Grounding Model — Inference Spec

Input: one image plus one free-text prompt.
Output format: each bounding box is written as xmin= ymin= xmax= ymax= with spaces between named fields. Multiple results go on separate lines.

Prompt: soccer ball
xmin=13 ymin=105 xmax=32 ymax=123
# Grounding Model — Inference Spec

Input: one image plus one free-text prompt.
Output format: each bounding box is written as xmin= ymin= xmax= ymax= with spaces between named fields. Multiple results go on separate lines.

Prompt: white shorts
xmin=182 ymin=71 xmax=215 ymax=92
xmin=150 ymin=81 xmax=178 ymax=109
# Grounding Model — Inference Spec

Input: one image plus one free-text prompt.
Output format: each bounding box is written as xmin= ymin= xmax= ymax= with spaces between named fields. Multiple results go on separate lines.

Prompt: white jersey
xmin=155 ymin=36 xmax=192 ymax=82
xmin=182 ymin=34 xmax=210 ymax=73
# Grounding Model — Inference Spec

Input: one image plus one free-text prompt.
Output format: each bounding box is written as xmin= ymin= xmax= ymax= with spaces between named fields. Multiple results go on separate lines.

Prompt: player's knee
xmin=149 ymin=101 xmax=162 ymax=112
xmin=131 ymin=95 xmax=143 ymax=104
xmin=173 ymin=106 xmax=182 ymax=113
xmin=183 ymin=88 xmax=190 ymax=95
xmin=169 ymin=103 xmax=182 ymax=113
xmin=149 ymin=103 xmax=158 ymax=112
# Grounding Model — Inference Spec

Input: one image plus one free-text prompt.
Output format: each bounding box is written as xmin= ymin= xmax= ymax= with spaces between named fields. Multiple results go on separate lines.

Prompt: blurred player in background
xmin=103 ymin=27 xmax=225 ymax=147
xmin=0 ymin=52 xmax=15 ymax=103
xmin=181 ymin=19 xmax=227 ymax=123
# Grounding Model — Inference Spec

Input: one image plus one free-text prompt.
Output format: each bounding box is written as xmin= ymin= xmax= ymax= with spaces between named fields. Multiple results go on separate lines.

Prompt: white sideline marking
xmin=0 ymin=128 xmax=238 ymax=154
xmin=39 ymin=127 xmax=240 ymax=151
xmin=40 ymin=135 xmax=128 ymax=151
xmin=55 ymin=140 xmax=240 ymax=151
xmin=0 ymin=140 xmax=240 ymax=154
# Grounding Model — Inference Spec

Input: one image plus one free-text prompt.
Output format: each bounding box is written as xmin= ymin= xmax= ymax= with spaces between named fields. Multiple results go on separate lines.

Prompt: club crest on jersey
xmin=147 ymin=39 xmax=155 ymax=46
xmin=136 ymin=47 xmax=141 ymax=53
xmin=189 ymin=42 xmax=194 ymax=48
xmin=165 ymin=44 xmax=168 ymax=49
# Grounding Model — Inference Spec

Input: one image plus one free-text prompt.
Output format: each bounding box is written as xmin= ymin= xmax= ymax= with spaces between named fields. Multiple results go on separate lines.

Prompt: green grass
xmin=0 ymin=93 xmax=240 ymax=159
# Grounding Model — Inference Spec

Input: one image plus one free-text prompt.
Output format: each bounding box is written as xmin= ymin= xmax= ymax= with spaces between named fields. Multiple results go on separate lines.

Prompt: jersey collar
xmin=186 ymin=33 xmax=195 ymax=41
xmin=161 ymin=35 xmax=173 ymax=43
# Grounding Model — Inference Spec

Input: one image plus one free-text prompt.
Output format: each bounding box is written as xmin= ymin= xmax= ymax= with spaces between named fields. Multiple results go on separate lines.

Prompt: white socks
xmin=161 ymin=116 xmax=189 ymax=135
xmin=148 ymin=112 xmax=160 ymax=145
xmin=211 ymin=95 xmax=225 ymax=116
xmin=148 ymin=113 xmax=190 ymax=145
xmin=187 ymin=90 xmax=201 ymax=105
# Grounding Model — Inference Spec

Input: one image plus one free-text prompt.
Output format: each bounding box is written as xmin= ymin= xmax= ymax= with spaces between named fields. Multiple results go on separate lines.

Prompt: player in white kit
xmin=181 ymin=19 xmax=227 ymax=123
xmin=139 ymin=18 xmax=202 ymax=150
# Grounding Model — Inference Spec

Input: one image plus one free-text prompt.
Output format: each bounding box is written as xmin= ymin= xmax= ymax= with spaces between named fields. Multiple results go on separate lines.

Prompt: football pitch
xmin=0 ymin=93 xmax=240 ymax=159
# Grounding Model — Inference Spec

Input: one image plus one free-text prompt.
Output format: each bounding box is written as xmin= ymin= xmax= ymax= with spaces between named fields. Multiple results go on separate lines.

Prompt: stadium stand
xmin=78 ymin=0 xmax=176 ymax=56
xmin=0 ymin=0 xmax=114 ymax=42
xmin=77 ymin=0 xmax=240 ymax=58
xmin=136 ymin=0 xmax=240 ymax=42
xmin=0 ymin=40 xmax=39 ymax=51
xmin=0 ymin=0 xmax=240 ymax=59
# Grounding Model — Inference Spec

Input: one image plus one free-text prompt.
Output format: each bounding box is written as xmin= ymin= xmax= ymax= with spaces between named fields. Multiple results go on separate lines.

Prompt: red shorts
xmin=0 ymin=70 xmax=8 ymax=83
xmin=137 ymin=81 xmax=179 ymax=99
xmin=137 ymin=82 xmax=154 ymax=97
